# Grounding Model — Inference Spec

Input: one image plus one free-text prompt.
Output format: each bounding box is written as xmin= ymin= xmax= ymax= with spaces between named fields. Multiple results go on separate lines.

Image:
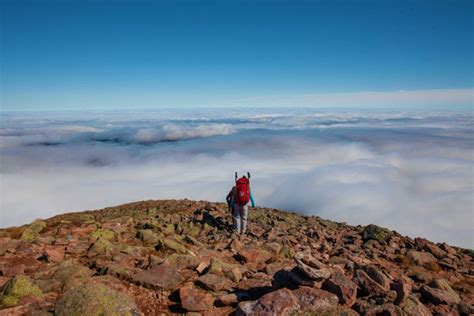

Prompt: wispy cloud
xmin=231 ymin=88 xmax=474 ymax=108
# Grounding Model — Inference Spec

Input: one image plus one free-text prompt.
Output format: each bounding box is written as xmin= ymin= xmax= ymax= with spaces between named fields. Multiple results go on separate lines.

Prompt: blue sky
xmin=1 ymin=0 xmax=473 ymax=110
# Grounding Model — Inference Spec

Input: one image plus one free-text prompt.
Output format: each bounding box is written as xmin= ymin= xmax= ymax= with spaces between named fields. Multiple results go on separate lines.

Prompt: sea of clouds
xmin=0 ymin=108 xmax=472 ymax=248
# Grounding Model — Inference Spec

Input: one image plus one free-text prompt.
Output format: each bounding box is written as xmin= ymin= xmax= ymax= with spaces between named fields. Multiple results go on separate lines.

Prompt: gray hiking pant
xmin=232 ymin=203 xmax=248 ymax=235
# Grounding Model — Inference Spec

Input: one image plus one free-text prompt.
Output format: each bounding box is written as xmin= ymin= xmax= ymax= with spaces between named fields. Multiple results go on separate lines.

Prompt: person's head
xmin=242 ymin=175 xmax=247 ymax=179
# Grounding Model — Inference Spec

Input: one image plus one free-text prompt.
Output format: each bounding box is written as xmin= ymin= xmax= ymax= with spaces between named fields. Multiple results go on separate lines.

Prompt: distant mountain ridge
xmin=0 ymin=199 xmax=472 ymax=315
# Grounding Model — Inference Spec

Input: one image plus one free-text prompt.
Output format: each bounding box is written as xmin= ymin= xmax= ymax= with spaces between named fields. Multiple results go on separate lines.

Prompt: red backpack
xmin=235 ymin=177 xmax=250 ymax=204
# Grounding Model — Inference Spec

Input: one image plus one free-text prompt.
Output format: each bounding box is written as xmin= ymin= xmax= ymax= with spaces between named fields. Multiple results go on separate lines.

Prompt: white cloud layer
xmin=0 ymin=109 xmax=473 ymax=248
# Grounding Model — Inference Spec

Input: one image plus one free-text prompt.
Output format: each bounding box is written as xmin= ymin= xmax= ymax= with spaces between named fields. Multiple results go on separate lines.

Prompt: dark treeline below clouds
xmin=0 ymin=108 xmax=472 ymax=248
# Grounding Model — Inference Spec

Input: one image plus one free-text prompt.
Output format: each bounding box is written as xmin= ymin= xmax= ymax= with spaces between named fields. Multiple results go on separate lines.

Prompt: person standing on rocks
xmin=228 ymin=172 xmax=255 ymax=236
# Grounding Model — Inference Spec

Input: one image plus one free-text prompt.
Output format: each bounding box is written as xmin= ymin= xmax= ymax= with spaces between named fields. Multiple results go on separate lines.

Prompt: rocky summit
xmin=0 ymin=199 xmax=472 ymax=316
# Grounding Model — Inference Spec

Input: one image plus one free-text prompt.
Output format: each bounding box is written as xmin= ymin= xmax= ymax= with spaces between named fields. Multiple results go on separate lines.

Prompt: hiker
xmin=228 ymin=172 xmax=255 ymax=236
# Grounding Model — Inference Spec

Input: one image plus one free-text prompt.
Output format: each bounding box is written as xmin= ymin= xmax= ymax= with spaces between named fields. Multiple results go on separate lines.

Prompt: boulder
xmin=279 ymin=246 xmax=295 ymax=259
xmin=362 ymin=224 xmax=393 ymax=244
xmin=292 ymin=286 xmax=338 ymax=311
xmin=135 ymin=229 xmax=159 ymax=244
xmin=1 ymin=264 xmax=25 ymax=278
xmin=38 ymin=260 xmax=94 ymax=293
xmin=195 ymin=261 xmax=209 ymax=274
xmin=298 ymin=264 xmax=332 ymax=281
xmin=423 ymin=243 xmax=446 ymax=259
xmin=390 ymin=276 xmax=412 ymax=304
xmin=365 ymin=303 xmax=404 ymax=316
xmin=354 ymin=269 xmax=387 ymax=297
xmin=43 ymin=246 xmax=65 ymax=263
xmin=439 ymin=242 xmax=457 ymax=255
xmin=20 ymin=220 xmax=47 ymax=242
xmin=236 ymin=248 xmax=272 ymax=264
xmin=87 ymin=237 xmax=115 ymax=257
xmin=415 ymin=238 xmax=447 ymax=259
xmin=196 ymin=274 xmax=232 ymax=292
xmin=90 ymin=229 xmax=115 ymax=241
xmin=164 ymin=254 xmax=199 ymax=270
xmin=300 ymin=306 xmax=359 ymax=316
xmin=205 ymin=258 xmax=244 ymax=282
xmin=216 ymin=293 xmax=239 ymax=306
xmin=132 ymin=263 xmax=184 ymax=291
xmin=264 ymin=242 xmax=281 ymax=255
xmin=179 ymin=287 xmax=214 ymax=312
xmin=295 ymin=257 xmax=331 ymax=281
xmin=406 ymin=250 xmax=437 ymax=266
xmin=155 ymin=238 xmax=188 ymax=254
xmin=0 ymin=275 xmax=43 ymax=308
xmin=362 ymin=265 xmax=391 ymax=290
xmin=399 ymin=295 xmax=431 ymax=316
xmin=236 ymin=288 xmax=299 ymax=316
xmin=55 ymin=283 xmax=141 ymax=316
xmin=322 ymin=272 xmax=357 ymax=307
xmin=294 ymin=252 xmax=325 ymax=269
xmin=420 ymin=279 xmax=460 ymax=305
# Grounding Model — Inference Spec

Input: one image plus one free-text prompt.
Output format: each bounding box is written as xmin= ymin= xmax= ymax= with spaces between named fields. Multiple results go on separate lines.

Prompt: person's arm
xmin=226 ymin=189 xmax=232 ymax=206
xmin=250 ymin=190 xmax=255 ymax=207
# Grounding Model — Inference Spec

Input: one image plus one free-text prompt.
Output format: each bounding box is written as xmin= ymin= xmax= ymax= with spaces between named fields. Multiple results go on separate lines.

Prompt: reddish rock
xmin=294 ymin=252 xmax=325 ymax=269
xmin=365 ymin=303 xmax=404 ymax=316
xmin=229 ymin=267 xmax=243 ymax=283
xmin=439 ymin=243 xmax=457 ymax=255
xmin=399 ymin=295 xmax=431 ymax=316
xmin=323 ymin=272 xmax=358 ymax=306
xmin=179 ymin=287 xmax=214 ymax=311
xmin=390 ymin=276 xmax=412 ymax=304
xmin=1 ymin=264 xmax=25 ymax=277
xmin=432 ymin=304 xmax=462 ymax=315
xmin=355 ymin=269 xmax=387 ymax=296
xmin=264 ymin=242 xmax=281 ymax=255
xmin=362 ymin=265 xmax=391 ymax=290
xmin=236 ymin=288 xmax=299 ymax=316
xmin=195 ymin=261 xmax=208 ymax=274
xmin=216 ymin=293 xmax=239 ymax=306
xmin=0 ymin=276 xmax=9 ymax=289
xmin=415 ymin=238 xmax=447 ymax=259
xmin=406 ymin=250 xmax=437 ymax=266
xmin=421 ymin=279 xmax=460 ymax=305
xmin=292 ymin=286 xmax=338 ymax=311
xmin=226 ymin=238 xmax=243 ymax=252
xmin=237 ymin=273 xmax=273 ymax=291
xmin=295 ymin=258 xmax=331 ymax=281
xmin=132 ymin=263 xmax=184 ymax=290
xmin=196 ymin=274 xmax=233 ymax=292
xmin=0 ymin=256 xmax=40 ymax=275
xmin=44 ymin=246 xmax=65 ymax=263
xmin=70 ymin=225 xmax=96 ymax=237
xmin=236 ymin=248 xmax=272 ymax=264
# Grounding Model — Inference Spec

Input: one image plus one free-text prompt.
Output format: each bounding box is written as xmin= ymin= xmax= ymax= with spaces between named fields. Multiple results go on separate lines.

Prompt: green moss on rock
xmin=363 ymin=224 xmax=393 ymax=244
xmin=155 ymin=237 xmax=188 ymax=254
xmin=88 ymin=237 xmax=115 ymax=257
xmin=136 ymin=229 xmax=159 ymax=244
xmin=1 ymin=275 xmax=43 ymax=308
xmin=280 ymin=246 xmax=295 ymax=259
xmin=90 ymin=229 xmax=115 ymax=241
xmin=55 ymin=283 xmax=141 ymax=316
xmin=20 ymin=220 xmax=47 ymax=242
